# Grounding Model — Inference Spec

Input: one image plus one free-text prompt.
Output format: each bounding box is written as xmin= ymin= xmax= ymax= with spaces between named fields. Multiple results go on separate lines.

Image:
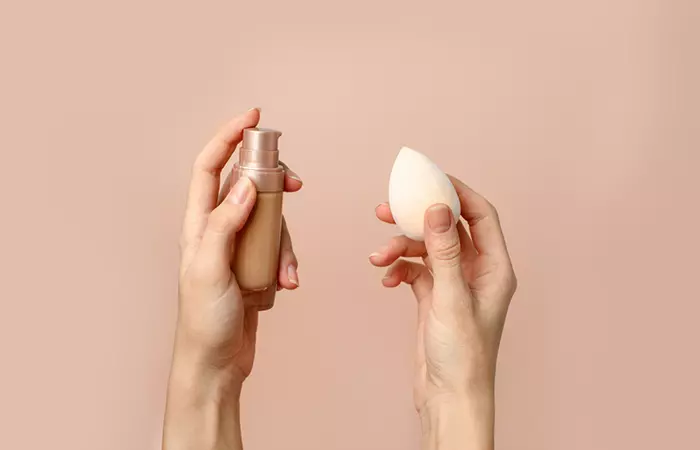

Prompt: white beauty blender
xmin=388 ymin=146 xmax=461 ymax=241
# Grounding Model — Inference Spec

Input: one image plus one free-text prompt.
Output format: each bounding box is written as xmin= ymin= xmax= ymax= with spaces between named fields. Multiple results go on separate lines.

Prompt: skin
xmin=163 ymin=108 xmax=302 ymax=450
xmin=163 ymin=108 xmax=517 ymax=450
xmin=370 ymin=181 xmax=517 ymax=450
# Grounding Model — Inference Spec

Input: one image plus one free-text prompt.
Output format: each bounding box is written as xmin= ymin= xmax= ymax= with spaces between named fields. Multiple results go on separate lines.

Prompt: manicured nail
xmin=426 ymin=204 xmax=451 ymax=233
xmin=286 ymin=169 xmax=302 ymax=183
xmin=369 ymin=245 xmax=389 ymax=261
xmin=229 ymin=177 xmax=252 ymax=204
xmin=287 ymin=265 xmax=299 ymax=286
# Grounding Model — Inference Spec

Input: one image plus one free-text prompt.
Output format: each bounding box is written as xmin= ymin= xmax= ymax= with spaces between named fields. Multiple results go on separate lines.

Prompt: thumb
xmin=424 ymin=204 xmax=464 ymax=284
xmin=196 ymin=177 xmax=256 ymax=275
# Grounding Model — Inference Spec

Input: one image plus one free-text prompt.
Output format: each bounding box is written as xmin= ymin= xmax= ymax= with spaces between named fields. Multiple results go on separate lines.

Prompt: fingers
xmin=277 ymin=218 xmax=299 ymax=290
xmin=218 ymin=161 xmax=303 ymax=204
xmin=243 ymin=306 xmax=259 ymax=346
xmin=423 ymin=204 xmax=465 ymax=284
xmin=195 ymin=178 xmax=256 ymax=280
xmin=218 ymin=169 xmax=235 ymax=204
xmin=280 ymin=161 xmax=303 ymax=193
xmin=375 ymin=202 xmax=395 ymax=224
xmin=369 ymin=235 xmax=429 ymax=268
xmin=382 ymin=259 xmax=433 ymax=300
xmin=448 ymin=175 xmax=509 ymax=258
xmin=183 ymin=108 xmax=261 ymax=249
xmin=376 ymin=202 xmax=476 ymax=263
xmin=214 ymin=160 xmax=302 ymax=291
xmin=456 ymin=220 xmax=478 ymax=262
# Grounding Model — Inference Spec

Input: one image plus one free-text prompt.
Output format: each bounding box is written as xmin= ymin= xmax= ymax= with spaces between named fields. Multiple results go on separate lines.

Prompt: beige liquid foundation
xmin=231 ymin=128 xmax=285 ymax=310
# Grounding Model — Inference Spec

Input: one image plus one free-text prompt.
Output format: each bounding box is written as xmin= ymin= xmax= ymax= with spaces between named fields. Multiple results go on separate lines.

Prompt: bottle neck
xmin=238 ymin=148 xmax=279 ymax=169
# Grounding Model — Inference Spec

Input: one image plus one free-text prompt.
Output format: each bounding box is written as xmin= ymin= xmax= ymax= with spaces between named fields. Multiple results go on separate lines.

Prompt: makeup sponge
xmin=388 ymin=146 xmax=461 ymax=241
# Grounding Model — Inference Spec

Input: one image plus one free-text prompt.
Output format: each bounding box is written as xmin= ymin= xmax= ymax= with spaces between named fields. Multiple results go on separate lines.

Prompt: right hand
xmin=164 ymin=108 xmax=302 ymax=450
xmin=175 ymin=108 xmax=302 ymax=386
xmin=370 ymin=176 xmax=517 ymax=415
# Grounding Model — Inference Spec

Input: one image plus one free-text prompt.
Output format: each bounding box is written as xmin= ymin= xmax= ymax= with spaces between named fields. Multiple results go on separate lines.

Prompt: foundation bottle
xmin=231 ymin=128 xmax=285 ymax=310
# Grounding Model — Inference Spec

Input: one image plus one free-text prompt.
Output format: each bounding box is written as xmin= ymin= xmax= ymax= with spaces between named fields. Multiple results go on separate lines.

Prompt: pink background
xmin=1 ymin=1 xmax=699 ymax=449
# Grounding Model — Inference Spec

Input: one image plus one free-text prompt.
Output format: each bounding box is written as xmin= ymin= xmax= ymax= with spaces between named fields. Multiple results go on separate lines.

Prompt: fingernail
xmin=286 ymin=169 xmax=302 ymax=183
xmin=287 ymin=265 xmax=299 ymax=286
xmin=247 ymin=107 xmax=261 ymax=113
xmin=229 ymin=177 xmax=252 ymax=204
xmin=427 ymin=204 xmax=452 ymax=233
xmin=369 ymin=246 xmax=388 ymax=260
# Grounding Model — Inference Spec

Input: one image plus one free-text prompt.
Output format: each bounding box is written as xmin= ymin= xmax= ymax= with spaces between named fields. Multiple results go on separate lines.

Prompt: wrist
xmin=163 ymin=339 xmax=244 ymax=450
xmin=163 ymin=387 xmax=242 ymax=450
xmin=169 ymin=329 xmax=245 ymax=401
xmin=419 ymin=390 xmax=495 ymax=450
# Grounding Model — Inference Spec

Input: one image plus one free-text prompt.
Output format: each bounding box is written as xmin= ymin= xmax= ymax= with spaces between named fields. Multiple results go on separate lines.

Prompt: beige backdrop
xmin=1 ymin=0 xmax=699 ymax=449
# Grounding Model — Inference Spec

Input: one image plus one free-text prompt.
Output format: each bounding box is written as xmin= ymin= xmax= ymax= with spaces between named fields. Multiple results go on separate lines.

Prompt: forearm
xmin=163 ymin=339 xmax=244 ymax=450
xmin=419 ymin=391 xmax=495 ymax=450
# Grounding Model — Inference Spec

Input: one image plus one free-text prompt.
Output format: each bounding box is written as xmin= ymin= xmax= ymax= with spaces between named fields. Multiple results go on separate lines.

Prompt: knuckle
xmin=192 ymin=155 xmax=209 ymax=174
xmin=399 ymin=262 xmax=412 ymax=281
xmin=510 ymin=270 xmax=518 ymax=293
xmin=280 ymin=230 xmax=294 ymax=251
xmin=391 ymin=235 xmax=408 ymax=251
xmin=181 ymin=264 xmax=210 ymax=288
xmin=390 ymin=260 xmax=409 ymax=280
xmin=503 ymin=268 xmax=518 ymax=295
xmin=280 ymin=239 xmax=294 ymax=253
xmin=486 ymin=201 xmax=500 ymax=221
xmin=207 ymin=208 xmax=233 ymax=234
xmin=280 ymin=247 xmax=297 ymax=265
xmin=431 ymin=236 xmax=462 ymax=263
xmin=183 ymin=258 xmax=228 ymax=288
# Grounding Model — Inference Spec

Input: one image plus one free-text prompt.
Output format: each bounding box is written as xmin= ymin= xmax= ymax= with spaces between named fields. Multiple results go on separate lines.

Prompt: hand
xmin=163 ymin=108 xmax=302 ymax=450
xmin=370 ymin=176 xmax=516 ymax=450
